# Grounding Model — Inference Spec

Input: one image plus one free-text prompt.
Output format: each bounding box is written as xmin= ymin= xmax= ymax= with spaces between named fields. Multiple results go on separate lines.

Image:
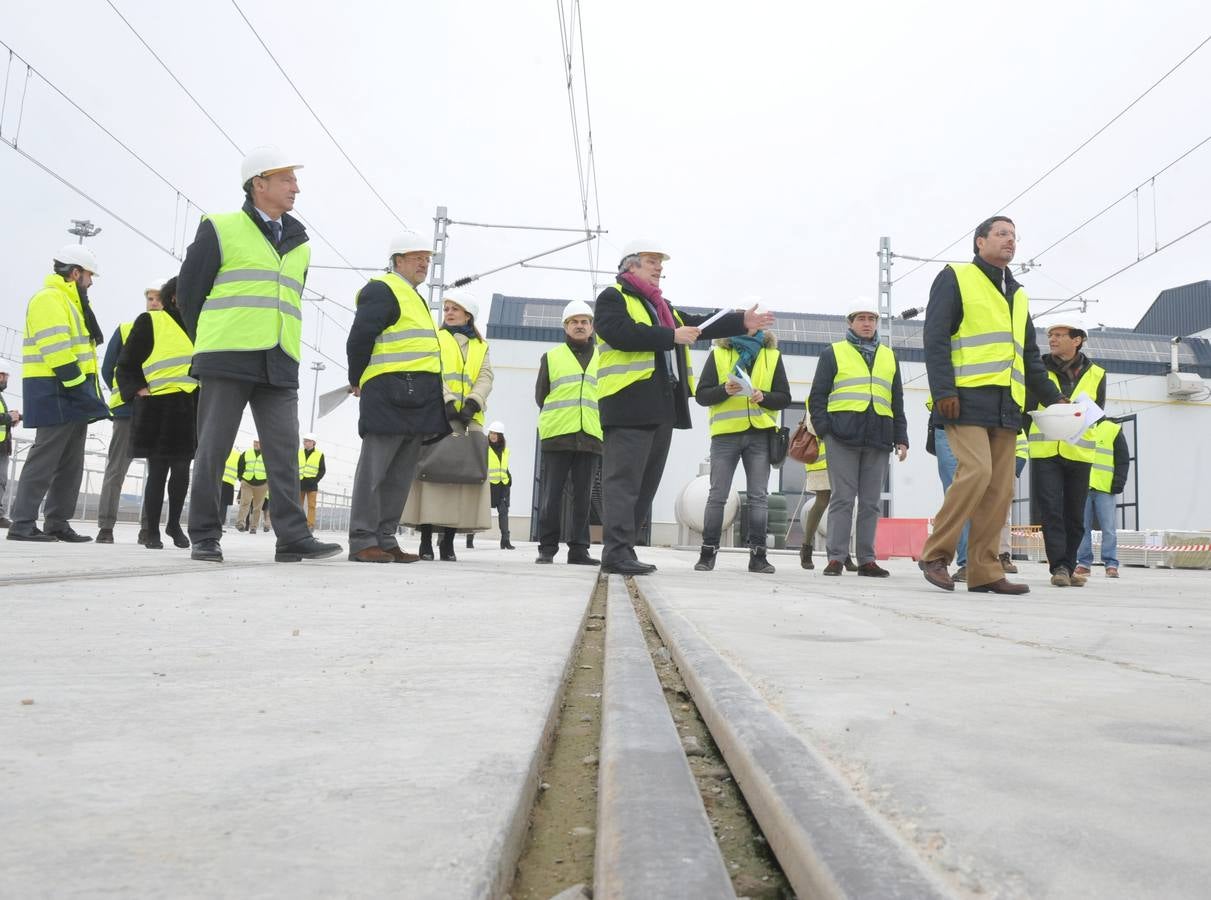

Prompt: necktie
xmin=268 ymin=220 xmax=282 ymax=246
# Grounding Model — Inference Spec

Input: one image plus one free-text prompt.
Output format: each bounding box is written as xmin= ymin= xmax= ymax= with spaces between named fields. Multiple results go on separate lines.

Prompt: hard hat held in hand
xmin=1029 ymin=404 xmax=1087 ymax=442
xmin=444 ymin=290 xmax=480 ymax=321
xmin=55 ymin=244 xmax=101 ymax=276
xmin=240 ymin=146 xmax=303 ymax=186
xmin=562 ymin=299 xmax=594 ymax=322
xmin=388 ymin=231 xmax=432 ymax=258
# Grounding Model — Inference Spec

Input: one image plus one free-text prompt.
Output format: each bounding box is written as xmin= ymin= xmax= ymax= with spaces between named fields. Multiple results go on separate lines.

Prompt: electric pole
xmin=309 ymin=361 xmax=326 ymax=432
xmin=68 ymin=219 xmax=102 ymax=243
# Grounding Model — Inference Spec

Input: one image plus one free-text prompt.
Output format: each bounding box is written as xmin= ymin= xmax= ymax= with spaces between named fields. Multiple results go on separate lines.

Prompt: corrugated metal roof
xmin=1134 ymin=280 xmax=1211 ymax=336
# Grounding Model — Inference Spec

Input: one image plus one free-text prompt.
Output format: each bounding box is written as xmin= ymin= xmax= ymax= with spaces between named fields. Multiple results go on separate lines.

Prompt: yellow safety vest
xmin=438 ymin=330 xmax=488 ymax=426
xmin=488 ymin=446 xmax=510 ymax=485
xmin=1028 ymin=365 xmax=1105 ymax=462
xmin=193 ymin=211 xmax=310 ymax=361
xmin=949 ymin=262 xmax=1028 ymax=411
xmin=806 ymin=435 xmax=828 ymax=472
xmin=708 ymin=345 xmax=778 ymax=435
xmin=241 ymin=449 xmax=267 ymax=482
xmin=827 ymin=341 xmax=896 ymax=417
xmin=144 ymin=311 xmax=198 ymax=396
xmin=0 ymin=391 xmax=8 ymax=443
xmin=22 ymin=274 xmax=100 ymax=391
xmin=1016 ymin=431 xmax=1029 ymax=460
xmin=1088 ymin=419 xmax=1122 ymax=492
xmin=223 ymin=450 xmax=240 ymax=486
xmin=358 ymin=273 xmax=441 ymax=387
xmin=108 ymin=321 xmax=135 ymax=411
xmin=538 ymin=343 xmax=602 ymax=440
xmin=298 ymin=447 xmax=324 ymax=479
xmin=597 ymin=284 xmax=694 ymax=398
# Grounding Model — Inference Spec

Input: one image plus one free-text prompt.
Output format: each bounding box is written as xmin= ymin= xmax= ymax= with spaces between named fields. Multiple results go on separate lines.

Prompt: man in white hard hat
xmin=808 ymin=299 xmax=908 ymax=578
xmin=178 ymin=145 xmax=340 ymax=563
xmin=297 ymin=432 xmax=326 ymax=530
xmin=594 ymin=239 xmax=774 ymax=575
xmin=918 ymin=215 xmax=1061 ymax=594
xmin=533 ymin=299 xmax=601 ymax=565
xmin=1027 ymin=315 xmax=1106 ymax=587
xmin=345 ymin=232 xmax=447 ymax=563
xmin=8 ymin=245 xmax=109 ymax=543
xmin=0 ymin=365 xmax=20 ymax=529
xmin=96 ymin=278 xmax=166 ymax=544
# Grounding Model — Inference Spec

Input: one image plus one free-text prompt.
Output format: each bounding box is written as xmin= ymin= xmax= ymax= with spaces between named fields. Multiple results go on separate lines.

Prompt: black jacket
xmin=101 ymin=323 xmax=133 ymax=419
xmin=694 ymin=334 xmax=792 ymax=425
xmin=593 ymin=283 xmax=746 ymax=429
xmin=534 ymin=337 xmax=604 ymax=454
xmin=178 ymin=199 xmax=308 ymax=388
xmin=924 ymin=256 xmax=1060 ymax=430
xmin=346 ymin=277 xmax=450 ymax=440
xmin=808 ymin=339 xmax=909 ymax=450
xmin=0 ymin=392 xmax=13 ymax=455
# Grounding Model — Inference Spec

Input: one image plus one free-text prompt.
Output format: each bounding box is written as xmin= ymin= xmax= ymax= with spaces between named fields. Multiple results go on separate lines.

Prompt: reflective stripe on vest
xmin=22 ymin=274 xmax=99 ymax=391
xmin=241 ymin=449 xmax=267 ymax=481
xmin=144 ymin=311 xmax=198 ymax=396
xmin=0 ymin=391 xmax=8 ymax=443
xmin=438 ymin=330 xmax=488 ymax=426
xmin=538 ymin=343 xmax=602 ymax=440
xmin=826 ymin=341 xmax=896 ymax=417
xmin=1016 ymin=431 xmax=1029 ymax=460
xmin=359 ymin=273 xmax=441 ymax=387
xmin=708 ymin=345 xmax=778 ymax=435
xmin=108 ymin=321 xmax=135 ymax=410
xmin=1088 ymin=419 xmax=1121 ymax=492
xmin=194 ymin=211 xmax=310 ymax=361
xmin=1028 ymin=364 xmax=1105 ymax=462
xmin=596 ymin=284 xmax=694 ymax=398
xmin=298 ymin=448 xmax=324 ymax=479
xmin=488 ymin=446 xmax=510 ymax=485
xmin=949 ymin=262 xmax=1028 ymax=410
xmin=806 ymin=435 xmax=828 ymax=472
xmin=223 ymin=450 xmax=240 ymax=486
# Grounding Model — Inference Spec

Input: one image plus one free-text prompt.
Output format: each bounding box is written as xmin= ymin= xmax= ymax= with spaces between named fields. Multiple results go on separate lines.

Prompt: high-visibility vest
xmin=358 ymin=273 xmax=441 ymax=387
xmin=806 ymin=435 xmax=828 ymax=472
xmin=597 ymin=284 xmax=694 ymax=398
xmin=1088 ymin=419 xmax=1122 ymax=492
xmin=1016 ymin=431 xmax=1029 ymax=460
xmin=1028 ymin=365 xmax=1105 ymax=462
xmin=143 ymin=311 xmax=198 ymax=396
xmin=438 ymin=330 xmax=487 ymax=426
xmin=22 ymin=274 xmax=100 ymax=391
xmin=488 ymin=446 xmax=510 ymax=485
xmin=708 ymin=345 xmax=778 ymax=435
xmin=949 ymin=262 xmax=1028 ymax=411
xmin=108 ymin=321 xmax=135 ymax=411
xmin=298 ymin=447 xmax=324 ymax=479
xmin=538 ymin=344 xmax=602 ymax=440
xmin=193 ymin=211 xmax=309 ymax=361
xmin=0 ymin=391 xmax=8 ymax=443
xmin=826 ymin=340 xmax=896 ymax=417
xmin=223 ymin=450 xmax=240 ymax=486
xmin=241 ymin=449 xmax=267 ymax=482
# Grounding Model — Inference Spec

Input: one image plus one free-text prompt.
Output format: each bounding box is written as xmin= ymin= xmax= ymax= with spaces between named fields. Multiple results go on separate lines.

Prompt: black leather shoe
xmin=843 ymin=555 xmax=858 ymax=572
xmin=601 ymin=559 xmax=655 ymax=576
xmin=165 ymin=524 xmax=190 ymax=549
xmin=95 ymin=528 xmax=114 ymax=544
xmin=567 ymin=552 xmax=599 ymax=566
xmin=439 ymin=550 xmax=458 ymax=562
xmin=275 ymin=536 xmax=342 ymax=562
xmin=857 ymin=562 xmax=890 ymax=578
xmin=535 ymin=554 xmax=555 ymax=564
xmin=191 ymin=538 xmax=223 ymax=562
xmin=7 ymin=527 xmax=58 ymax=542
xmin=823 ymin=560 xmax=844 ymax=576
xmin=501 ymin=541 xmax=516 ymax=550
xmin=145 ymin=537 xmax=164 ymax=550
xmin=45 ymin=526 xmax=91 ymax=543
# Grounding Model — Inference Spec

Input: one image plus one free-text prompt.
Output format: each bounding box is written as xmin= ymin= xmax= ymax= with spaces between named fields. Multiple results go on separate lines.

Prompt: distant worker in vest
xmin=345 ymin=231 xmax=446 ymax=563
xmin=97 ymin=277 xmax=166 ymax=545
xmin=237 ymin=440 xmax=270 ymax=533
xmin=298 ymin=433 xmax=326 ymax=530
xmin=918 ymin=216 xmax=1061 ymax=594
xmin=404 ymin=290 xmax=494 ymax=562
xmin=1028 ymin=317 xmax=1107 ymax=587
xmin=114 ymin=276 xmax=197 ymax=550
xmin=7 ymin=244 xmax=109 ymax=543
xmin=1075 ymin=417 xmax=1130 ymax=579
xmin=595 ymin=239 xmax=775 ymax=576
xmin=798 ymin=417 xmax=851 ymax=571
xmin=178 ymin=145 xmax=340 ymax=563
xmin=486 ymin=421 xmax=515 ymax=550
xmin=221 ymin=446 xmax=240 ymax=528
xmin=693 ymin=313 xmax=790 ymax=573
xmin=808 ymin=299 xmax=908 ymax=578
xmin=0 ymin=366 xmax=20 ymax=529
xmin=534 ymin=299 xmax=602 ymax=565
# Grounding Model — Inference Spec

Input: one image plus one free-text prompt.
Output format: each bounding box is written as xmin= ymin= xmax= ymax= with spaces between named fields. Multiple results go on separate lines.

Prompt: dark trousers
xmin=10 ymin=421 xmax=87 ymax=533
xmin=601 ymin=423 xmax=672 ymax=566
xmin=538 ymin=449 xmax=597 ymax=554
xmin=144 ymin=456 xmax=191 ymax=536
xmin=1032 ymin=456 xmax=1091 ymax=575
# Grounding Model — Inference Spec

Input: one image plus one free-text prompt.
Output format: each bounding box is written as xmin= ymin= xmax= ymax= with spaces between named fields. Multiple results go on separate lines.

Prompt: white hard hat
xmin=54 ymin=243 xmax=100 ymax=276
xmin=1046 ymin=315 xmax=1087 ymax=336
xmin=388 ymin=231 xmax=432 ymax=258
xmin=443 ymin=290 xmax=479 ymax=321
xmin=487 ymin=421 xmax=506 ymax=434
xmin=240 ymin=145 xmax=303 ymax=186
xmin=846 ymin=297 xmax=880 ymax=319
xmin=620 ymin=239 xmax=670 ymax=265
xmin=562 ymin=299 xmax=595 ymax=322
xmin=302 ymin=432 xmax=317 ymax=443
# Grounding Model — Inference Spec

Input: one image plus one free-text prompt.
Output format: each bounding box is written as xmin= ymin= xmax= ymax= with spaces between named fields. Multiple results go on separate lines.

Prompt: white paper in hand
xmin=697 ymin=307 xmax=731 ymax=331
xmin=728 ymin=365 xmax=755 ymax=397
xmin=318 ymin=384 xmax=354 ymax=418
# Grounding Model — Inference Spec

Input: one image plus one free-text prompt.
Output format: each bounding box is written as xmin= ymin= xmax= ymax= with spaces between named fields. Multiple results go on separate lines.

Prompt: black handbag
xmin=768 ymin=426 xmax=790 ymax=468
xmin=416 ymin=427 xmax=488 ymax=484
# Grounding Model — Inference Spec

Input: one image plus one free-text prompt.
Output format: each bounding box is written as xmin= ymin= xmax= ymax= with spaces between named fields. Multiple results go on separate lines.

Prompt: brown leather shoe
xmin=918 ymin=557 xmax=954 ymax=592
xmin=349 ymin=546 xmax=394 ymax=563
xmin=822 ymin=560 xmax=844 ymax=576
xmin=968 ymin=578 xmax=1030 ymax=595
xmin=999 ymin=552 xmax=1018 ymax=574
xmin=388 ymin=547 xmax=421 ymax=564
xmin=1073 ymin=565 xmax=1091 ymax=576
xmin=857 ymin=562 xmax=890 ymax=578
xmin=1106 ymin=566 xmax=1119 ymax=578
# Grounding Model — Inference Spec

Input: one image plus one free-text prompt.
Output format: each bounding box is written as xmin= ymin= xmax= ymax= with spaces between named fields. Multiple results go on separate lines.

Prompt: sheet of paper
xmin=727 ymin=365 xmax=755 ymax=397
xmin=697 ymin=307 xmax=731 ymax=331
xmin=318 ymin=384 xmax=353 ymax=418
xmin=1070 ymin=391 xmax=1104 ymax=441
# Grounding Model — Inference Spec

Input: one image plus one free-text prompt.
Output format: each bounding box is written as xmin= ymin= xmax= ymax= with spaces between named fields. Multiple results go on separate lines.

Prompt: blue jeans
xmin=702 ymin=430 xmax=771 ymax=549
xmin=934 ymin=427 xmax=970 ymax=567
xmin=1077 ymin=490 xmax=1118 ymax=568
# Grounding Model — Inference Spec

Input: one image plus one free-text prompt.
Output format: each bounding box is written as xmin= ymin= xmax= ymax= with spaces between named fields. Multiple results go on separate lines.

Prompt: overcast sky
xmin=3 ymin=0 xmax=1210 ymax=487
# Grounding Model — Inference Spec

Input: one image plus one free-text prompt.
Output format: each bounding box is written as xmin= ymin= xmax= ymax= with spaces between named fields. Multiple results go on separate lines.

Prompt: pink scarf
xmin=619 ymin=270 xmax=677 ymax=329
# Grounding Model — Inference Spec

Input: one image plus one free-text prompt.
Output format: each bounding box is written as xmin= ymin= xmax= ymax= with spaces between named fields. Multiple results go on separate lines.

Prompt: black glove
xmin=459 ymin=398 xmax=480 ymax=423
xmin=445 ymin=400 xmax=461 ymax=422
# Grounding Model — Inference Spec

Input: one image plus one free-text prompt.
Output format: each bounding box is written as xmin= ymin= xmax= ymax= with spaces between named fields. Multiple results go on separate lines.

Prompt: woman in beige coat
xmin=404 ymin=291 xmax=494 ymax=561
